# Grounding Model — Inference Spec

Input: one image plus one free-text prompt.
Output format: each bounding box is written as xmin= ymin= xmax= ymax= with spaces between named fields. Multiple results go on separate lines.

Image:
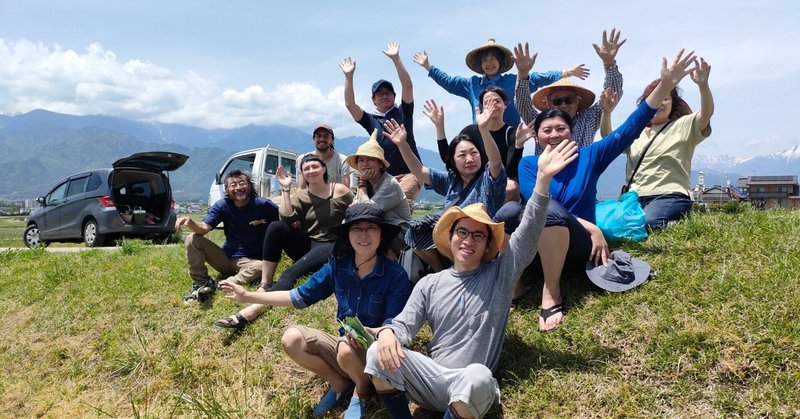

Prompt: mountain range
xmin=2 ymin=109 xmax=799 ymax=201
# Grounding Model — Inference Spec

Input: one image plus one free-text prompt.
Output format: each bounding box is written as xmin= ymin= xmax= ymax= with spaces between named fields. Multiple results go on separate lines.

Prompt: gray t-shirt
xmin=387 ymin=191 xmax=550 ymax=372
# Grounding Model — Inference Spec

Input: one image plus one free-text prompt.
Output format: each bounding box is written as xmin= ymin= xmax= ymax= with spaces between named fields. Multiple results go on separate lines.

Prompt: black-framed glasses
xmin=454 ymin=227 xmax=487 ymax=243
xmin=551 ymin=96 xmax=575 ymax=106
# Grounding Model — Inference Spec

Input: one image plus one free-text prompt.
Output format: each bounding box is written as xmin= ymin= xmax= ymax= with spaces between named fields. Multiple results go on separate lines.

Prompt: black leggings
xmin=262 ymin=221 xmax=333 ymax=291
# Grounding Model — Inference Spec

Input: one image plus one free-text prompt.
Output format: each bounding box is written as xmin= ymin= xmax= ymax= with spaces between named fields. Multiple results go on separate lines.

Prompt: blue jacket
xmin=290 ymin=255 xmax=411 ymax=334
xmin=427 ymin=66 xmax=561 ymax=126
xmin=518 ymin=101 xmax=657 ymax=222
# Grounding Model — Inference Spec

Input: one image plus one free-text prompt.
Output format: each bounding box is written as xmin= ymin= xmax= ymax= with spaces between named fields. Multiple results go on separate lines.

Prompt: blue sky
xmin=1 ymin=0 xmax=799 ymax=157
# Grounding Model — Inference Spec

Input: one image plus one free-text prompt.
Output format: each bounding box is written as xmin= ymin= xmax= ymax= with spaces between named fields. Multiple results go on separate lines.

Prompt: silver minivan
xmin=208 ymin=146 xmax=298 ymax=205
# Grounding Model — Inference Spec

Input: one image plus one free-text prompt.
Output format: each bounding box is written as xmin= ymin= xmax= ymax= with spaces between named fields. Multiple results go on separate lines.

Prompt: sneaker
xmin=313 ymin=384 xmax=354 ymax=417
xmin=343 ymin=395 xmax=365 ymax=419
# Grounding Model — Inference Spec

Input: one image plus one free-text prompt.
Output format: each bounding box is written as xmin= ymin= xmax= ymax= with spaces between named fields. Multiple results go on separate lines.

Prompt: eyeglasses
xmin=551 ymin=96 xmax=575 ymax=106
xmin=454 ymin=227 xmax=487 ymax=243
xmin=350 ymin=226 xmax=379 ymax=235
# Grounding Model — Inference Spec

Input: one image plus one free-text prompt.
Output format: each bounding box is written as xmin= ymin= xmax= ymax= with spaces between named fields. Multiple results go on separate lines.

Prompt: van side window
xmin=66 ymin=176 xmax=89 ymax=197
xmin=265 ymin=155 xmax=279 ymax=175
xmin=282 ymin=158 xmax=297 ymax=177
xmin=86 ymin=172 xmax=102 ymax=192
xmin=47 ymin=182 xmax=69 ymax=205
xmin=222 ymin=155 xmax=256 ymax=181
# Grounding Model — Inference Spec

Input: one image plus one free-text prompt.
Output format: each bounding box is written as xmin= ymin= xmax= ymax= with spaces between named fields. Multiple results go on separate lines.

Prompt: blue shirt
xmin=290 ymin=255 xmax=411 ymax=333
xmin=427 ymin=66 xmax=561 ymax=126
xmin=204 ymin=196 xmax=279 ymax=259
xmin=357 ymin=101 xmax=421 ymax=176
xmin=427 ymin=163 xmax=507 ymax=216
xmin=518 ymin=101 xmax=657 ymax=222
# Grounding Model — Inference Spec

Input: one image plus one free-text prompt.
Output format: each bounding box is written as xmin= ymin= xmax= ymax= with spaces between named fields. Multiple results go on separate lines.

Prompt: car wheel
xmin=83 ymin=219 xmax=107 ymax=247
xmin=23 ymin=224 xmax=48 ymax=248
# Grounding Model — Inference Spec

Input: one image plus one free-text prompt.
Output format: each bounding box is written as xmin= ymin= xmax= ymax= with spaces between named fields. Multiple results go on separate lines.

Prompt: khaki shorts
xmin=289 ymin=325 xmax=367 ymax=378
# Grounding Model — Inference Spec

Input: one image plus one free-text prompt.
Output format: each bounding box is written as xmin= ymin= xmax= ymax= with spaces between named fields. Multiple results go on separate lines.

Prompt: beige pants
xmin=184 ymin=233 xmax=262 ymax=287
xmin=395 ymin=173 xmax=421 ymax=214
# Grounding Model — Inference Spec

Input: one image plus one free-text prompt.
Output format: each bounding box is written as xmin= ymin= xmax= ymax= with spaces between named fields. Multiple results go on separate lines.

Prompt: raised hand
xmin=593 ymin=28 xmax=627 ymax=66
xmin=339 ymin=57 xmax=356 ymax=76
xmin=538 ymin=140 xmax=578 ymax=178
xmin=515 ymin=121 xmax=534 ymax=149
xmin=383 ymin=41 xmax=400 ymax=60
xmin=475 ymin=102 xmax=498 ymax=129
xmin=690 ymin=57 xmax=711 ymax=86
xmin=383 ymin=119 xmax=407 ymax=145
xmin=423 ymin=99 xmax=444 ymax=126
xmin=661 ymin=49 xmax=697 ymax=87
xmin=563 ymin=63 xmax=589 ymax=80
xmin=276 ymin=165 xmax=292 ymax=188
xmin=513 ymin=42 xmax=538 ymax=75
xmin=599 ymin=88 xmax=620 ymax=113
xmin=413 ymin=51 xmax=430 ymax=69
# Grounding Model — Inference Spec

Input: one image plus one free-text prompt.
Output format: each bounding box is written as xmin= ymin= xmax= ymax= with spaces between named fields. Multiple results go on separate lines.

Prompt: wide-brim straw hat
xmin=532 ymin=79 xmax=596 ymax=112
xmin=433 ymin=203 xmax=505 ymax=263
xmin=346 ymin=128 xmax=391 ymax=170
xmin=465 ymin=39 xmax=514 ymax=75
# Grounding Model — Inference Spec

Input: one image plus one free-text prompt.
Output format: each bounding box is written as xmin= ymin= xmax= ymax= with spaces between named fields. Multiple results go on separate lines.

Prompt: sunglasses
xmin=454 ymin=227 xmax=487 ymax=243
xmin=551 ymin=96 xmax=576 ymax=106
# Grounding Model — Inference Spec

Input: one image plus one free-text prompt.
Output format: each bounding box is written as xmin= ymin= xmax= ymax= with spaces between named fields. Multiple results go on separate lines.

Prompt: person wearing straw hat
xmin=362 ymin=140 xmax=578 ymax=419
xmin=297 ymin=124 xmax=356 ymax=189
xmin=340 ymin=42 xmax=421 ymax=211
xmin=515 ymin=28 xmax=626 ymax=155
xmin=413 ymin=38 xmax=587 ymax=127
xmin=518 ymin=49 xmax=699 ymax=332
xmin=347 ymin=129 xmax=412 ymax=256
xmin=219 ymin=203 xmax=411 ymax=418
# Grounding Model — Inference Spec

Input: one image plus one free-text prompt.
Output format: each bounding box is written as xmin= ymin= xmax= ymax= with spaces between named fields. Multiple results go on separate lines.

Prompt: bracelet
xmin=281 ymin=188 xmax=291 ymax=193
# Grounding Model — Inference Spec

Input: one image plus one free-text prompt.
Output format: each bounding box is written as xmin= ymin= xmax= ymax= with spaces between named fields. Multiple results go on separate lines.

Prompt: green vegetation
xmin=1 ymin=208 xmax=798 ymax=417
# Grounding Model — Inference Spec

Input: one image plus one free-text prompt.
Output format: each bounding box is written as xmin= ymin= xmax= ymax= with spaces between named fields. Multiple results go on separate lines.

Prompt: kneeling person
xmin=175 ymin=169 xmax=278 ymax=303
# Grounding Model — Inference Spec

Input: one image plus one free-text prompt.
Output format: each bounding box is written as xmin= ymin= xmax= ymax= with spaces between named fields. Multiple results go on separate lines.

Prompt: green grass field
xmin=1 ymin=208 xmax=798 ymax=417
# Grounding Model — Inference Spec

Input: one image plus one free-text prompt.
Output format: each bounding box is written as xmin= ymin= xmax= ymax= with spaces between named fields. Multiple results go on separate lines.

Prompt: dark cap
xmin=371 ymin=79 xmax=395 ymax=95
xmin=331 ymin=203 xmax=399 ymax=238
xmin=313 ymin=124 xmax=334 ymax=138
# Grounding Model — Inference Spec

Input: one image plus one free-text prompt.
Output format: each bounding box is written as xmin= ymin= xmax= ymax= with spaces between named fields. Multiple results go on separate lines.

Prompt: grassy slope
xmin=1 ymin=209 xmax=798 ymax=418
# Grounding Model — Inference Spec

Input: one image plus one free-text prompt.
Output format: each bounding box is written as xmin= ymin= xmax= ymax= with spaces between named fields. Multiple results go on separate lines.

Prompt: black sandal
xmin=539 ymin=303 xmax=566 ymax=332
xmin=256 ymin=283 xmax=272 ymax=292
xmin=215 ymin=312 xmax=250 ymax=330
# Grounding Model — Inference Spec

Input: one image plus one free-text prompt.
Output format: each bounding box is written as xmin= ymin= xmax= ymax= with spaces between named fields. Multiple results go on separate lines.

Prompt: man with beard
xmin=175 ymin=169 xmax=279 ymax=303
xmin=297 ymin=124 xmax=355 ymax=189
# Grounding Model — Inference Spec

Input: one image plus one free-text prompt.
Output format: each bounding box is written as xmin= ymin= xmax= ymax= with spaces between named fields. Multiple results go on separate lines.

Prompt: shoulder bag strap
xmin=624 ymin=120 xmax=675 ymax=191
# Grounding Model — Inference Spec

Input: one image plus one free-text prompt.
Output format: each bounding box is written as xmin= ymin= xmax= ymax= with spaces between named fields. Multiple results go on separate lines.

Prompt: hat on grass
xmin=532 ymin=79 xmax=596 ymax=112
xmin=585 ymin=250 xmax=652 ymax=292
xmin=346 ymin=129 xmax=391 ymax=170
xmin=465 ymin=38 xmax=514 ymax=75
xmin=433 ymin=203 xmax=505 ymax=263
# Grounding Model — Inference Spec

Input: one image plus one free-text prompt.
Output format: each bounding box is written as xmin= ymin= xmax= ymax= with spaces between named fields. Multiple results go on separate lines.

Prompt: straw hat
xmin=532 ymin=79 xmax=596 ymax=112
xmin=465 ymin=39 xmax=514 ymax=75
xmin=433 ymin=203 xmax=505 ymax=263
xmin=346 ymin=129 xmax=391 ymax=170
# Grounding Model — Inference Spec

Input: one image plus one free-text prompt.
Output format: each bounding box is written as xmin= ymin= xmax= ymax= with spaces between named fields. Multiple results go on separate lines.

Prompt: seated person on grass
xmin=363 ymin=141 xmax=576 ymax=419
xmin=220 ymin=204 xmax=410 ymax=419
xmin=215 ymin=155 xmax=353 ymax=328
xmin=517 ymin=49 xmax=698 ymax=332
xmin=175 ymin=169 xmax=278 ymax=304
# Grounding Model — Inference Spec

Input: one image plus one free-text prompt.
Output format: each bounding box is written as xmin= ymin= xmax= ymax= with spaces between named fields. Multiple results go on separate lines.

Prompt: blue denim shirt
xmin=290 ymin=255 xmax=411 ymax=334
xmin=427 ymin=163 xmax=507 ymax=216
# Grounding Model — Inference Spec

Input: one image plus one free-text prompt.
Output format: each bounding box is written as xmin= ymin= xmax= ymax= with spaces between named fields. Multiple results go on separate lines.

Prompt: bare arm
xmin=645 ymin=49 xmax=698 ymax=109
xmin=275 ymin=165 xmax=294 ymax=216
xmin=175 ymin=216 xmax=212 ymax=235
xmin=475 ymin=104 xmax=503 ymax=179
xmin=691 ymin=58 xmax=714 ymax=132
xmin=384 ymin=42 xmax=413 ymax=104
xmin=577 ymin=217 xmax=609 ymax=267
xmin=413 ymin=50 xmax=431 ymax=71
xmin=219 ymin=280 xmax=294 ymax=306
xmin=340 ymin=57 xmax=365 ymax=121
xmin=383 ymin=121 xmax=431 ymax=185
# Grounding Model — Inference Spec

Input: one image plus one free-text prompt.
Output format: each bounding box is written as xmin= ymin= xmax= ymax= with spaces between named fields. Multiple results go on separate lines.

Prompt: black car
xmin=23 ymin=151 xmax=189 ymax=247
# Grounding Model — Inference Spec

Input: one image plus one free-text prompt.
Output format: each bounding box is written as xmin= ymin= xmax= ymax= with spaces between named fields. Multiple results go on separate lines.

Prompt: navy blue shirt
xmin=357 ymin=101 xmax=421 ymax=176
xmin=290 ymin=255 xmax=411 ymax=334
xmin=204 ymin=196 xmax=279 ymax=259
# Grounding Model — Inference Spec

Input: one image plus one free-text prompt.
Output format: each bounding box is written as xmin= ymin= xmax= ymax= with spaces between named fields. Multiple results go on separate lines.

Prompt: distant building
xmin=700 ymin=185 xmax=730 ymax=204
xmin=736 ymin=175 xmax=800 ymax=209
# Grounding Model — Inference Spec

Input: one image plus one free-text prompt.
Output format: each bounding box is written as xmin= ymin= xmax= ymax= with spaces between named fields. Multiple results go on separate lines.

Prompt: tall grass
xmin=1 ymin=208 xmax=798 ymax=417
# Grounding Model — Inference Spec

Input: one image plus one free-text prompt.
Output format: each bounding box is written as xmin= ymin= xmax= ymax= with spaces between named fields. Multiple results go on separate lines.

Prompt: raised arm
xmin=384 ymin=42 xmax=413 ymax=104
xmin=561 ymin=64 xmax=589 ymax=80
xmin=383 ymin=121 xmax=431 ymax=185
xmin=421 ymin=99 xmax=449 ymax=163
xmin=691 ymin=58 xmax=714 ymax=132
xmin=275 ymin=165 xmax=295 ymax=217
xmin=599 ymin=88 xmax=620 ymax=137
xmin=594 ymin=28 xmax=626 ymax=101
xmin=413 ymin=50 xmax=431 ymax=71
xmin=646 ymin=49 xmax=697 ymax=109
xmin=513 ymin=42 xmax=540 ymax=125
xmin=340 ymin=57 xmax=365 ymax=121
xmin=475 ymin=103 xmax=503 ymax=179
